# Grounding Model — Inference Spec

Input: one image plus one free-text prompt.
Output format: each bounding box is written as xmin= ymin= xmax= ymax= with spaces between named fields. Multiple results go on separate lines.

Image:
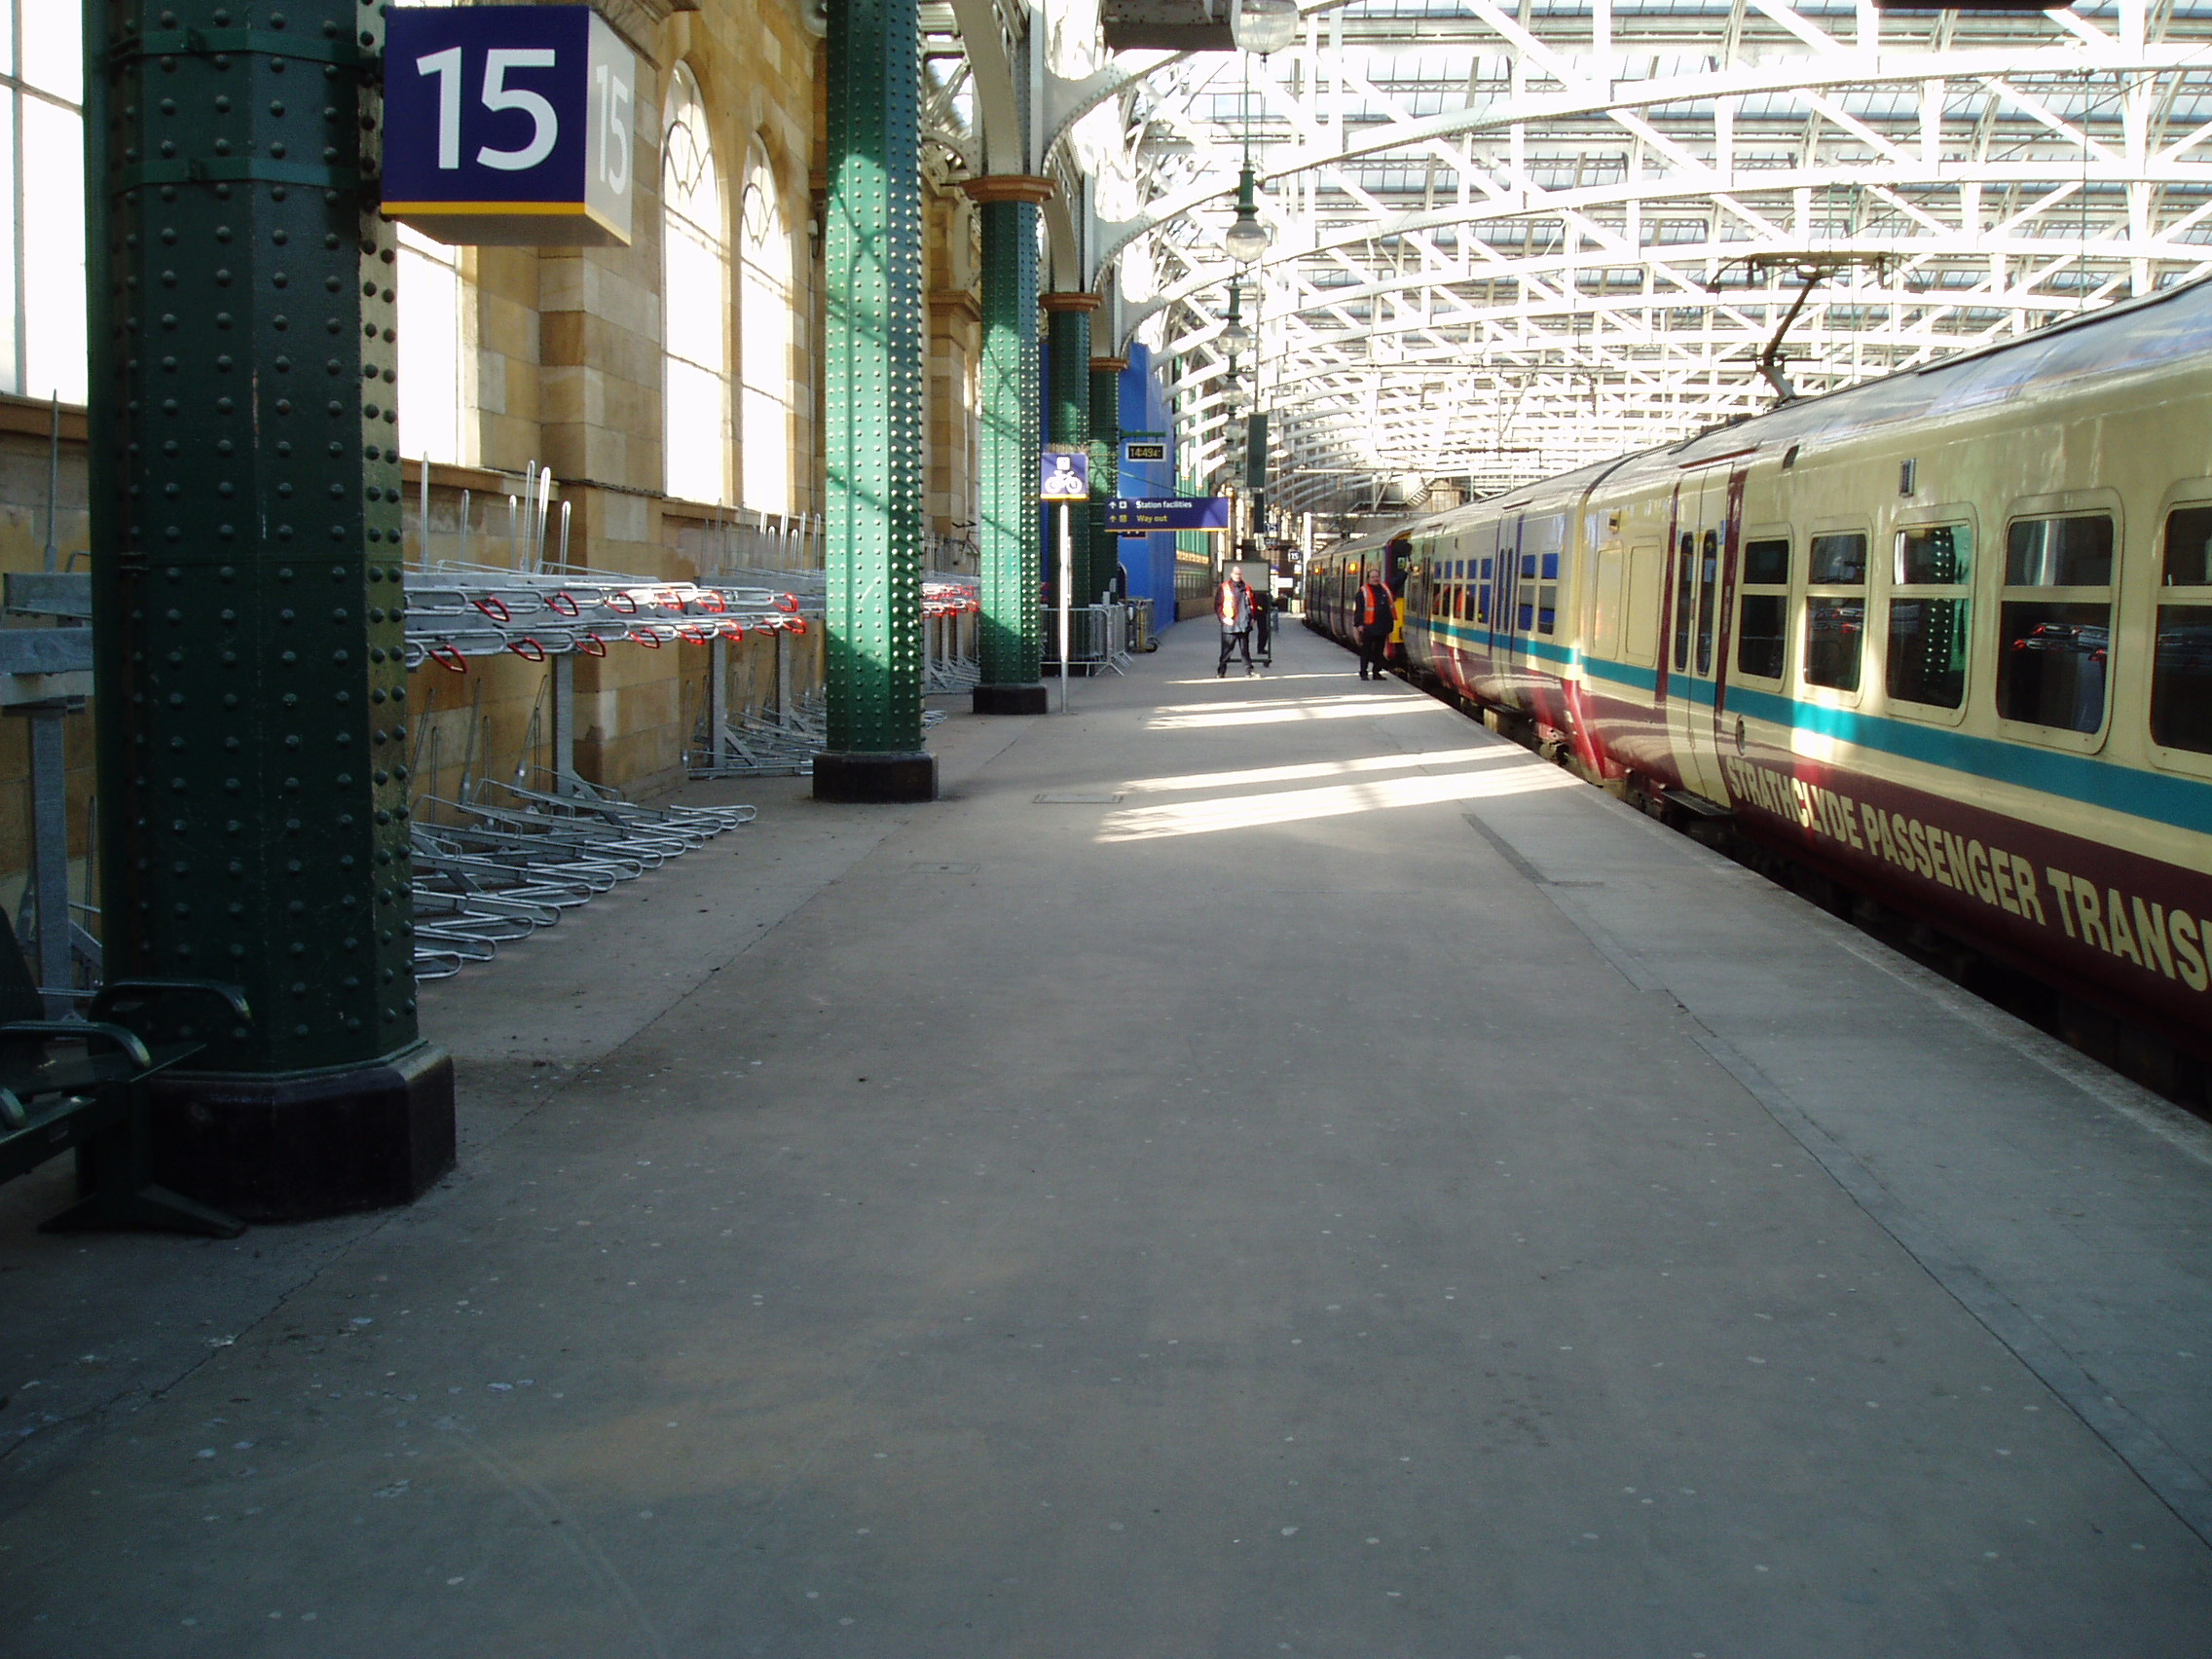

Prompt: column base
xmin=812 ymin=751 xmax=939 ymax=803
xmin=148 ymin=1041 xmax=457 ymax=1223
xmin=972 ymin=682 xmax=1050 ymax=716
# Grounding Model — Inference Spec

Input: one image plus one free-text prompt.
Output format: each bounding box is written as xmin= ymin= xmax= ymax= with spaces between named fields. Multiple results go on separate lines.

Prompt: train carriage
xmin=1309 ymin=275 xmax=2212 ymax=1060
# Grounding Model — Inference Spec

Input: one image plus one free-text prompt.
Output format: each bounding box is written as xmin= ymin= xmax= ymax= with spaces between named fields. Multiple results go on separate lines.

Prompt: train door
xmin=1664 ymin=465 xmax=1737 ymax=801
xmin=1490 ymin=515 xmax=1525 ymax=674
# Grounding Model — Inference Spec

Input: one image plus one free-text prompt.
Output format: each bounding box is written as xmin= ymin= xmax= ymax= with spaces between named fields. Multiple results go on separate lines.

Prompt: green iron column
xmin=1089 ymin=354 xmax=1125 ymax=604
xmin=1246 ymin=411 xmax=1270 ymax=543
xmin=962 ymin=176 xmax=1051 ymax=717
xmin=1041 ymin=292 xmax=1096 ymax=614
xmin=86 ymin=0 xmax=453 ymax=1220
xmin=816 ymin=0 xmax=934 ymax=801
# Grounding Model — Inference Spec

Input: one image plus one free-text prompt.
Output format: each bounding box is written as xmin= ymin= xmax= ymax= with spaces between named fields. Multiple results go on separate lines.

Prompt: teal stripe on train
xmin=1421 ymin=619 xmax=1576 ymax=668
xmin=1417 ymin=619 xmax=2212 ymax=836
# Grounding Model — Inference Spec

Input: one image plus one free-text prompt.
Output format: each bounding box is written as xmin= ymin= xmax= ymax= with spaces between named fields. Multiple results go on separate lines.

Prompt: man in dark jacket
xmin=1355 ymin=572 xmax=1395 ymax=681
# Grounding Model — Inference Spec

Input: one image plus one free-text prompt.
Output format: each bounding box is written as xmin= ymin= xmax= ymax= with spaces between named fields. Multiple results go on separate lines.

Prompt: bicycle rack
xmin=407 ymin=769 xmax=756 ymax=984
xmin=402 ymin=562 xmax=821 ymax=671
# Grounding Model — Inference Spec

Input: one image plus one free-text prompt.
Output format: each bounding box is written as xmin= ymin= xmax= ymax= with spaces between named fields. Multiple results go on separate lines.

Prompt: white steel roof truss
xmin=1000 ymin=0 xmax=2212 ymax=506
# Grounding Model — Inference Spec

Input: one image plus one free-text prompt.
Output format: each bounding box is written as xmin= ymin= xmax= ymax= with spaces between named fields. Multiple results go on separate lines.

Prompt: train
xmin=1306 ymin=275 xmax=2212 ymax=1067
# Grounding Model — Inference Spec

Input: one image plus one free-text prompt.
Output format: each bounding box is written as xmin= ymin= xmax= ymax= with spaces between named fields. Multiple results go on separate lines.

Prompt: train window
xmin=1477 ymin=556 xmax=1493 ymax=626
xmin=1742 ymin=537 xmax=1790 ymax=587
xmin=1887 ymin=523 xmax=1973 ymax=710
xmin=1694 ymin=530 xmax=1719 ymax=674
xmin=1999 ymin=513 xmax=2114 ymax=733
xmin=2008 ymin=514 xmax=2114 ymax=587
xmin=1672 ymin=533 xmax=1695 ymax=671
xmin=1804 ymin=533 xmax=1867 ymax=692
xmin=2164 ymin=505 xmax=2212 ymax=586
xmin=1736 ymin=537 xmax=1790 ymax=680
xmin=2152 ymin=504 xmax=2212 ymax=755
xmin=1809 ymin=533 xmax=1867 ymax=585
xmin=1806 ymin=601 xmax=1865 ymax=691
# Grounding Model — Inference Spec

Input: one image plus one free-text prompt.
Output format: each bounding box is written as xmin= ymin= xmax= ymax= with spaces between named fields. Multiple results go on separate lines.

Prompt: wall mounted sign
xmin=383 ymin=6 xmax=637 ymax=246
xmin=1041 ymin=452 xmax=1090 ymax=501
xmin=1101 ymin=498 xmax=1230 ymax=532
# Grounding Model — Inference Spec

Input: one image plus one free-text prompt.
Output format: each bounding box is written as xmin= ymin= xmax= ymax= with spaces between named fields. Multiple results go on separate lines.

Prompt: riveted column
xmin=961 ymin=176 xmax=1051 ymax=717
xmin=1089 ymin=354 xmax=1125 ymax=606
xmin=814 ymin=0 xmax=935 ymax=802
xmin=85 ymin=0 xmax=453 ymax=1219
xmin=1041 ymin=292 xmax=1096 ymax=614
xmin=1246 ymin=411 xmax=1270 ymax=539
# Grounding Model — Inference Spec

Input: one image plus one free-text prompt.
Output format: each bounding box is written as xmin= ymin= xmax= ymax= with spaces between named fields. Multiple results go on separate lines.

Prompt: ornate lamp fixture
xmin=1233 ymin=0 xmax=1300 ymax=56
xmin=1220 ymin=281 xmax=1252 ymax=350
xmin=1224 ymin=164 xmax=1272 ymax=262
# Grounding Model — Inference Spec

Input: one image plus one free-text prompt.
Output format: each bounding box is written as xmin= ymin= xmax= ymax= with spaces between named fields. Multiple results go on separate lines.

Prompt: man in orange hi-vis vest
xmin=1356 ymin=572 xmax=1396 ymax=681
xmin=1215 ymin=570 xmax=1256 ymax=677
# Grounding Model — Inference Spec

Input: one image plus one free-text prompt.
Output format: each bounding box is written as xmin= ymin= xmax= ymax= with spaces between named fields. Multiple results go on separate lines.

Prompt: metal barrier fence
xmin=1040 ymin=604 xmax=1136 ymax=676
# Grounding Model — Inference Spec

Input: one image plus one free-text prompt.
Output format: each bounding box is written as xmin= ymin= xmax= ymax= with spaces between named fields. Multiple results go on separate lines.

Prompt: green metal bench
xmin=0 ymin=913 xmax=251 ymax=1237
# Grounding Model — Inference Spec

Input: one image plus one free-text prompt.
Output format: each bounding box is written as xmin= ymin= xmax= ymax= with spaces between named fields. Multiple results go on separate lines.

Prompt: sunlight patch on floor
xmin=1163 ymin=673 xmax=1361 ymax=685
xmin=1147 ymin=694 xmax=1437 ymax=730
xmin=1098 ymin=759 xmax=1583 ymax=840
xmin=1119 ymin=746 xmax=1513 ymax=796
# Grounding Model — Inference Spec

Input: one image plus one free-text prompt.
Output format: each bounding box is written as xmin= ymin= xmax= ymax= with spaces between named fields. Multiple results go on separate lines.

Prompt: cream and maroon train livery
xmin=1308 ymin=276 xmax=2212 ymax=1058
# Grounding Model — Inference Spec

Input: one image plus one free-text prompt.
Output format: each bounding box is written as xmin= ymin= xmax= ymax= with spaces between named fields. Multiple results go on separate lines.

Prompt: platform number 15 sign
xmin=384 ymin=7 xmax=639 ymax=248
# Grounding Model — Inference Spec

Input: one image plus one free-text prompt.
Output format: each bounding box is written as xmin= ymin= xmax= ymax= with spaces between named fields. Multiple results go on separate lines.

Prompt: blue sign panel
xmin=1041 ymin=452 xmax=1090 ymax=501
xmin=1102 ymin=498 xmax=1231 ymax=532
xmin=384 ymin=6 xmax=637 ymax=246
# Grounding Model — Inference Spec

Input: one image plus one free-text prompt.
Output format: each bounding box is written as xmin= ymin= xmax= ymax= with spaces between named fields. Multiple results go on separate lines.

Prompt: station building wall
xmin=0 ymin=0 xmax=994 ymax=910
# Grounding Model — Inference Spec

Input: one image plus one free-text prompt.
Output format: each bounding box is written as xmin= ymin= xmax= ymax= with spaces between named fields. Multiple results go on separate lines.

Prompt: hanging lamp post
xmin=1220 ymin=281 xmax=1252 ymax=350
xmin=1232 ymin=0 xmax=1301 ymax=56
xmin=1224 ymin=164 xmax=1272 ymax=263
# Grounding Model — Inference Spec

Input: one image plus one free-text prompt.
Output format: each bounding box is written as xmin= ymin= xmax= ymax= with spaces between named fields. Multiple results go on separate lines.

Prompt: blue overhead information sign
xmin=1102 ymin=498 xmax=1230 ymax=532
xmin=384 ymin=6 xmax=638 ymax=247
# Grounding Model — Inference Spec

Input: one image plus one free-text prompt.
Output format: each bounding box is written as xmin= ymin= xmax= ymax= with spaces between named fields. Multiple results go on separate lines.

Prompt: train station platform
xmin=4 ymin=619 xmax=2211 ymax=1656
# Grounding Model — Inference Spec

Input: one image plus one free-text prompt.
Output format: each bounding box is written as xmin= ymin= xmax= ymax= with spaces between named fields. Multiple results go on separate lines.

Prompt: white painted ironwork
xmin=1007 ymin=0 xmax=2212 ymax=518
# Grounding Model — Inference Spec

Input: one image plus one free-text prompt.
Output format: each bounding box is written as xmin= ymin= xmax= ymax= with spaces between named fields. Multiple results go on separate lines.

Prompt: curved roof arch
xmin=1064 ymin=0 xmax=2212 ymax=519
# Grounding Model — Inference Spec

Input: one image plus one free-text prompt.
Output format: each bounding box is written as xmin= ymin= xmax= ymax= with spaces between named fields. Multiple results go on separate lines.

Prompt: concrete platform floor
xmin=3 ymin=620 xmax=2211 ymax=1657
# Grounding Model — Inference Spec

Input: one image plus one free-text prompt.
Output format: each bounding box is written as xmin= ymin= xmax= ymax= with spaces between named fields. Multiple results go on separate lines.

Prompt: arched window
xmin=738 ymin=147 xmax=793 ymax=515
xmin=661 ymin=67 xmax=729 ymax=505
xmin=396 ymin=225 xmax=466 ymax=464
xmin=0 ymin=3 xmax=87 ymax=402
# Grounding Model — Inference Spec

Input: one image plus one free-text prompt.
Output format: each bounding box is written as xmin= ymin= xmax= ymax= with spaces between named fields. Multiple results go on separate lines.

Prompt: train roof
xmin=1659 ymin=270 xmax=2212 ymax=469
xmin=1311 ymin=511 xmax=1447 ymax=560
xmin=1386 ymin=273 xmax=2212 ymax=537
xmin=1398 ymin=453 xmax=1646 ymax=541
